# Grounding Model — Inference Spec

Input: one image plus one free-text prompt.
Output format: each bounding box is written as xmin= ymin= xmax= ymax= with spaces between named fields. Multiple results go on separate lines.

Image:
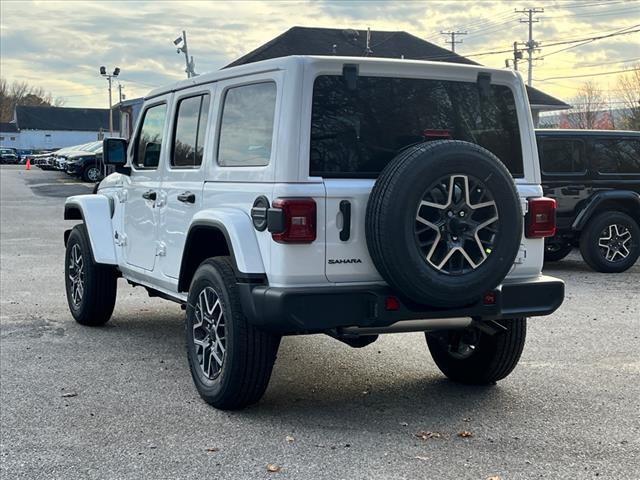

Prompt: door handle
xmin=177 ymin=191 xmax=196 ymax=204
xmin=142 ymin=190 xmax=157 ymax=201
xmin=339 ymin=200 xmax=351 ymax=241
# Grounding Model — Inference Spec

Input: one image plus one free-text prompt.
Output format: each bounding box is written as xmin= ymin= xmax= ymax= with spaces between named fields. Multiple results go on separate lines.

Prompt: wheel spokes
xmin=416 ymin=174 xmax=499 ymax=275
xmin=192 ymin=286 xmax=226 ymax=380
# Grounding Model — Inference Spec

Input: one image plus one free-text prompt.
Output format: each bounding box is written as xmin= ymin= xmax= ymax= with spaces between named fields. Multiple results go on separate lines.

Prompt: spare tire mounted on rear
xmin=365 ymin=140 xmax=522 ymax=308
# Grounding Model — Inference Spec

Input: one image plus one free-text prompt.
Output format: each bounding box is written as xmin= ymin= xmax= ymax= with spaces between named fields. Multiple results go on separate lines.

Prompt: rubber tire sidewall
xmin=426 ymin=318 xmax=527 ymax=384
xmin=185 ymin=257 xmax=281 ymax=409
xmin=65 ymin=224 xmax=117 ymax=326
xmin=83 ymin=165 xmax=102 ymax=183
xmin=366 ymin=141 xmax=522 ymax=307
xmin=579 ymin=211 xmax=640 ymax=273
xmin=544 ymin=240 xmax=573 ymax=262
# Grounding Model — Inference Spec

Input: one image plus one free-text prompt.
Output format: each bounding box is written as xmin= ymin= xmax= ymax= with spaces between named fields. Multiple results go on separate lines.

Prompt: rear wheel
xmin=579 ymin=211 xmax=640 ymax=273
xmin=426 ymin=318 xmax=526 ymax=384
xmin=544 ymin=240 xmax=573 ymax=262
xmin=65 ymin=224 xmax=118 ymax=326
xmin=185 ymin=257 xmax=281 ymax=410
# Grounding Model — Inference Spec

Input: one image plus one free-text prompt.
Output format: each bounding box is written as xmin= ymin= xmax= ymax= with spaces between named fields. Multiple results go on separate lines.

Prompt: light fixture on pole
xmin=174 ymin=31 xmax=197 ymax=78
xmin=99 ymin=66 xmax=120 ymax=136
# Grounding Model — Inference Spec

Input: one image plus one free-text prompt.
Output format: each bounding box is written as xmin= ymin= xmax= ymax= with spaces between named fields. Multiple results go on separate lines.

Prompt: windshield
xmin=85 ymin=142 xmax=103 ymax=152
xmin=310 ymin=75 xmax=524 ymax=178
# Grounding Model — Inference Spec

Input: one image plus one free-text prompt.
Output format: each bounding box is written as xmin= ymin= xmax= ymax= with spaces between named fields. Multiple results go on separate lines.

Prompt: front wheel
xmin=185 ymin=257 xmax=281 ymax=410
xmin=83 ymin=165 xmax=103 ymax=183
xmin=65 ymin=224 xmax=118 ymax=326
xmin=579 ymin=212 xmax=640 ymax=273
xmin=426 ymin=318 xmax=526 ymax=384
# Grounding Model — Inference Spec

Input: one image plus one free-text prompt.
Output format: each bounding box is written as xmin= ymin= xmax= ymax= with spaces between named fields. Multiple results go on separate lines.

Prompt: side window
xmin=594 ymin=138 xmax=640 ymax=174
xmin=218 ymin=82 xmax=276 ymax=167
xmin=539 ymin=138 xmax=585 ymax=174
xmin=172 ymin=94 xmax=211 ymax=168
xmin=134 ymin=103 xmax=167 ymax=169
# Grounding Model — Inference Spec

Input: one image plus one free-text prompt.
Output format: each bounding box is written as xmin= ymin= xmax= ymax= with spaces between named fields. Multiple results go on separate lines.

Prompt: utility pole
xmin=515 ymin=7 xmax=544 ymax=86
xmin=440 ymin=30 xmax=467 ymax=53
xmin=506 ymin=41 xmax=524 ymax=70
xmin=118 ymin=83 xmax=125 ymax=103
xmin=174 ymin=30 xmax=197 ymax=78
xmin=99 ymin=66 xmax=120 ymax=136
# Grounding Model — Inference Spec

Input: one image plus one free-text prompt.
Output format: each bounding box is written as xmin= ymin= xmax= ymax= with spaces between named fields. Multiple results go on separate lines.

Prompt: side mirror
xmin=103 ymin=138 xmax=130 ymax=175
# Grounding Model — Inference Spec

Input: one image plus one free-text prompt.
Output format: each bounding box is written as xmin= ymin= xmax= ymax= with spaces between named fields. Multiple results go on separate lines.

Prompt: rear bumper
xmin=240 ymin=275 xmax=564 ymax=334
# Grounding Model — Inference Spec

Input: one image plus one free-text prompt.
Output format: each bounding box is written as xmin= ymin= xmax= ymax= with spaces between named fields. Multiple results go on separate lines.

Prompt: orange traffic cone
xmin=25 ymin=159 xmax=31 ymax=170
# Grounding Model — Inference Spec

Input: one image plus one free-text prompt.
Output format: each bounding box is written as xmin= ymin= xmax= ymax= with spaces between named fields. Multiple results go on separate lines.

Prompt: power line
xmin=416 ymin=27 xmax=640 ymax=61
xmin=537 ymin=68 xmax=639 ymax=81
xmin=541 ymin=6 xmax=640 ymax=18
xmin=540 ymin=24 xmax=640 ymax=59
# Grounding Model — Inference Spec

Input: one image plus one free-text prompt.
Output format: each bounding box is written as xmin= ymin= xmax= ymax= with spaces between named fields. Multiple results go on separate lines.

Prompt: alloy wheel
xmin=87 ymin=167 xmax=101 ymax=182
xmin=68 ymin=244 xmax=85 ymax=306
xmin=598 ymin=223 xmax=632 ymax=262
xmin=192 ymin=286 xmax=226 ymax=380
xmin=415 ymin=174 xmax=499 ymax=275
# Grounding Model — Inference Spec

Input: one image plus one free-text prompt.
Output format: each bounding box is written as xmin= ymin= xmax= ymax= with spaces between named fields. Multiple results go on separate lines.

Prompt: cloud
xmin=1 ymin=0 xmax=638 ymax=107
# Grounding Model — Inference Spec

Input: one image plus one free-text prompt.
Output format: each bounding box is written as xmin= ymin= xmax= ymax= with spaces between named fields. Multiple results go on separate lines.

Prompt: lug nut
xmin=447 ymin=211 xmax=454 ymax=218
xmin=459 ymin=211 xmax=465 ymax=217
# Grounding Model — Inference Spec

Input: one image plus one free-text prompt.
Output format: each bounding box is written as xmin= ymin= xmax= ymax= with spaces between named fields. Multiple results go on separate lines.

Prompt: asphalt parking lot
xmin=1 ymin=164 xmax=638 ymax=480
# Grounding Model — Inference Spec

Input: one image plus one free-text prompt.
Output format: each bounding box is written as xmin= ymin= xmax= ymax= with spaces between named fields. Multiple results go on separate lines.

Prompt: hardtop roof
xmin=145 ymin=55 xmax=519 ymax=100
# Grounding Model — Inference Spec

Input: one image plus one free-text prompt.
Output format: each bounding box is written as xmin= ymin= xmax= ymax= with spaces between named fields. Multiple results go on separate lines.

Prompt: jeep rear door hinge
xmin=156 ymin=242 xmax=167 ymax=257
xmin=114 ymin=231 xmax=127 ymax=247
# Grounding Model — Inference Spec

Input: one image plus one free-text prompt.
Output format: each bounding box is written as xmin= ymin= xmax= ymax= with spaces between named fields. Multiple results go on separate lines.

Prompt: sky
xmin=1 ymin=0 xmax=638 ymax=109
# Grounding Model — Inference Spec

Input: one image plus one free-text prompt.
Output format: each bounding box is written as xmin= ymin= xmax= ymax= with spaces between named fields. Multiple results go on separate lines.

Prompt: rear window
xmin=538 ymin=138 xmax=586 ymax=174
xmin=310 ymin=75 xmax=523 ymax=178
xmin=593 ymin=138 xmax=640 ymax=174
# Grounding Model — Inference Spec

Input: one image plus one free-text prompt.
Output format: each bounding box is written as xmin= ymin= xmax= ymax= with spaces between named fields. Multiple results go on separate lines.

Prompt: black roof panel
xmin=226 ymin=26 xmax=569 ymax=109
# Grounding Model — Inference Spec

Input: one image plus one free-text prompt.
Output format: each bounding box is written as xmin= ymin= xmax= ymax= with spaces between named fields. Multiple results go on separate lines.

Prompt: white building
xmin=0 ymin=123 xmax=20 ymax=148
xmin=1 ymin=106 xmax=119 ymax=151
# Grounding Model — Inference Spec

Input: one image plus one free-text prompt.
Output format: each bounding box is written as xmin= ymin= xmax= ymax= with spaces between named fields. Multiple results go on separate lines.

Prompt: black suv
xmin=537 ymin=129 xmax=640 ymax=272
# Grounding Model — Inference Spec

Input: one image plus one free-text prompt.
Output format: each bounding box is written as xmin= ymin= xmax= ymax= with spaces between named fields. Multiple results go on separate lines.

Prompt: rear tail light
xmin=270 ymin=198 xmax=317 ymax=243
xmin=526 ymin=197 xmax=557 ymax=238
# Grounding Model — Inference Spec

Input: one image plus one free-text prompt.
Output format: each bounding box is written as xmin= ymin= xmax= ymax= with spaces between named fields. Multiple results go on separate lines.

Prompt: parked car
xmin=537 ymin=129 xmax=640 ymax=272
xmin=65 ymin=142 xmax=104 ymax=182
xmin=0 ymin=147 xmax=20 ymax=164
xmin=53 ymin=143 xmax=92 ymax=171
xmin=64 ymin=56 xmax=564 ymax=410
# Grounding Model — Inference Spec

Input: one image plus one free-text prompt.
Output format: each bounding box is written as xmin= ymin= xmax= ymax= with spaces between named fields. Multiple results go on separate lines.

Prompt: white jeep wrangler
xmin=64 ymin=56 xmax=564 ymax=410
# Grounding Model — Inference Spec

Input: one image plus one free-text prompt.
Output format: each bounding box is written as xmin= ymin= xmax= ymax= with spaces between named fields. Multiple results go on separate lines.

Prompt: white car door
xmin=123 ymin=99 xmax=170 ymax=272
xmin=158 ymin=86 xmax=215 ymax=279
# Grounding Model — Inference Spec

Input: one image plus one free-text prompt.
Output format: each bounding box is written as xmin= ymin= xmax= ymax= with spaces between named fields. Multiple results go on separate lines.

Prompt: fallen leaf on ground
xmin=415 ymin=431 xmax=442 ymax=440
xmin=205 ymin=448 xmax=219 ymax=452
xmin=486 ymin=476 xmax=501 ymax=480
xmin=61 ymin=392 xmax=77 ymax=398
xmin=267 ymin=464 xmax=281 ymax=473
xmin=285 ymin=435 xmax=294 ymax=443
xmin=458 ymin=431 xmax=473 ymax=438
xmin=415 ymin=455 xmax=429 ymax=461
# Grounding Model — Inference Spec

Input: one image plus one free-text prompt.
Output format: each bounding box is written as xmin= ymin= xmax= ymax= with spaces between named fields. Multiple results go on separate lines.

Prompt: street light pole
xmin=100 ymin=66 xmax=120 ymax=137
xmin=107 ymin=75 xmax=113 ymax=136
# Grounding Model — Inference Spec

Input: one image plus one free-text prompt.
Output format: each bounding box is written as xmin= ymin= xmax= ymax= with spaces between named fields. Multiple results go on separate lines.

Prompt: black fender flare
xmin=572 ymin=190 xmax=640 ymax=231
xmin=177 ymin=220 xmax=266 ymax=292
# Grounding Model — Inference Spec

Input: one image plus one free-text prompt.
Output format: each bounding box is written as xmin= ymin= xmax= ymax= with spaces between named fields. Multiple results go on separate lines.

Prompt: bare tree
xmin=562 ymin=81 xmax=610 ymax=129
xmin=0 ymin=77 xmax=65 ymax=122
xmin=617 ymin=64 xmax=640 ymax=130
